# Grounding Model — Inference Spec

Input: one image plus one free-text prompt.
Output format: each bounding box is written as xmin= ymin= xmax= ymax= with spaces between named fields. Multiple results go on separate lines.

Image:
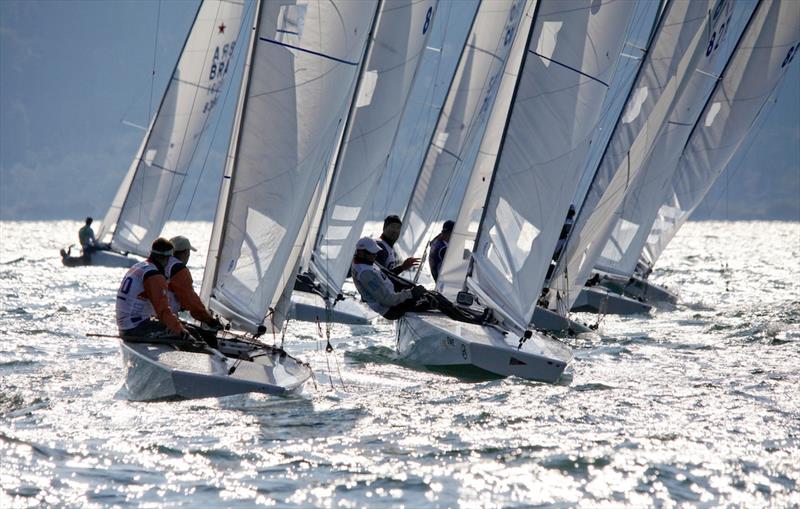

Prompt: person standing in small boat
xmin=165 ymin=235 xmax=221 ymax=330
xmin=375 ymin=215 xmax=420 ymax=275
xmin=116 ymin=237 xmax=191 ymax=341
xmin=352 ymin=237 xmax=430 ymax=320
xmin=428 ymin=220 xmax=454 ymax=282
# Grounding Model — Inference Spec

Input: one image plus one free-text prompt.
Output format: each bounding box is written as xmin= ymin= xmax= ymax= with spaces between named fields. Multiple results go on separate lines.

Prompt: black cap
xmin=150 ymin=237 xmax=174 ymax=257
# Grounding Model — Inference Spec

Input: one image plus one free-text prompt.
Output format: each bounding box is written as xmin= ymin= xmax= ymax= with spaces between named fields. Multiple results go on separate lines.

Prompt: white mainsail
xmin=396 ymin=0 xmax=531 ymax=261
xmin=98 ymin=0 xmax=246 ymax=256
xmin=593 ymin=0 xmax=759 ymax=278
xmin=642 ymin=0 xmax=800 ymax=270
xmin=202 ymin=0 xmax=379 ymax=333
xmin=547 ymin=0 xmax=731 ymax=310
xmin=308 ymin=0 xmax=438 ymax=299
xmin=463 ymin=0 xmax=634 ymax=331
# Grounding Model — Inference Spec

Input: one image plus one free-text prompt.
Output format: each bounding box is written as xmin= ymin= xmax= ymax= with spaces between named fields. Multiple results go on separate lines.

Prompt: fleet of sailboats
xmin=71 ymin=0 xmax=799 ymax=399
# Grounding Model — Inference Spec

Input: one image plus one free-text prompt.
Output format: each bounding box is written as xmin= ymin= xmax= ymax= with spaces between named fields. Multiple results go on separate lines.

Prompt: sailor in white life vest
xmin=375 ymin=215 xmax=420 ymax=275
xmin=115 ymin=237 xmax=193 ymax=341
xmin=351 ymin=237 xmax=430 ymax=320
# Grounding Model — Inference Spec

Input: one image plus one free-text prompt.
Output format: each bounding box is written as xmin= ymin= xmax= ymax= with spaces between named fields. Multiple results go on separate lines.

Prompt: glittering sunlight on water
xmin=1 ymin=220 xmax=798 ymax=508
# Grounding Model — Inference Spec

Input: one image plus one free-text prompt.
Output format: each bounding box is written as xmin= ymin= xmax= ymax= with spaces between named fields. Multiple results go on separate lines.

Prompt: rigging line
xmin=258 ymin=37 xmax=359 ymax=66
xmin=527 ymin=50 xmax=609 ymax=88
xmin=148 ymin=0 xmax=162 ymax=123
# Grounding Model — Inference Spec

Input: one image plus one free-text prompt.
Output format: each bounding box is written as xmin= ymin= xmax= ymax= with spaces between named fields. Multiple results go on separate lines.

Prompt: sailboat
xmin=639 ymin=0 xmax=799 ymax=288
xmin=121 ymin=0 xmax=383 ymax=400
xmin=62 ymin=0 xmax=245 ymax=268
xmin=546 ymin=0 xmax=753 ymax=316
xmin=396 ymin=0 xmax=633 ymax=381
xmin=289 ymin=0 xmax=438 ymax=325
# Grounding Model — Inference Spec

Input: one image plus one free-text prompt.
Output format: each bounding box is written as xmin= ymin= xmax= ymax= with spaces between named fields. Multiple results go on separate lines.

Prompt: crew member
xmin=375 ymin=215 xmax=420 ymax=275
xmin=79 ymin=217 xmax=96 ymax=259
xmin=428 ymin=220 xmax=454 ymax=282
xmin=165 ymin=236 xmax=221 ymax=329
xmin=115 ymin=237 xmax=190 ymax=340
xmin=352 ymin=237 xmax=429 ymax=320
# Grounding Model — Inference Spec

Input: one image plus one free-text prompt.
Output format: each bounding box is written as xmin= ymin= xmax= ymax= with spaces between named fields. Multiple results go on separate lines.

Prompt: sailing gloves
xmin=411 ymin=285 xmax=427 ymax=300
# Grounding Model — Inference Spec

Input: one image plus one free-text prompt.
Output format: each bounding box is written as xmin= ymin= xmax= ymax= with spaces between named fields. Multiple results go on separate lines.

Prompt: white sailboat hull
xmin=288 ymin=291 xmax=374 ymax=325
xmin=572 ymin=287 xmax=652 ymax=315
xmin=60 ymin=248 xmax=137 ymax=268
xmin=396 ymin=312 xmax=571 ymax=383
xmin=120 ymin=338 xmax=311 ymax=401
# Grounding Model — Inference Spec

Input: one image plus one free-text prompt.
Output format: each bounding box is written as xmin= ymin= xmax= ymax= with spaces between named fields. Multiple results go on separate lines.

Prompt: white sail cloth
xmin=642 ymin=0 xmax=800 ymax=269
xmin=594 ymin=0 xmax=758 ymax=277
xmin=99 ymin=0 xmax=246 ymax=256
xmin=396 ymin=0 xmax=531 ymax=261
xmin=547 ymin=0 xmax=725 ymax=309
xmin=435 ymin=0 xmax=536 ymax=299
xmin=308 ymin=0 xmax=438 ymax=299
xmin=204 ymin=0 xmax=378 ymax=332
xmin=463 ymin=0 xmax=634 ymax=332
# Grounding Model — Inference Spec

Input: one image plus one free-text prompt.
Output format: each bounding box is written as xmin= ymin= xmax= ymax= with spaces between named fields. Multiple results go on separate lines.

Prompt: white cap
xmin=169 ymin=235 xmax=197 ymax=252
xmin=355 ymin=237 xmax=380 ymax=254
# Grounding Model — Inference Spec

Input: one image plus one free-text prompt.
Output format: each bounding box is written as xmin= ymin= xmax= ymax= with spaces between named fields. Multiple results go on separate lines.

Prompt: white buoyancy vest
xmin=376 ymin=238 xmax=398 ymax=270
xmin=351 ymin=261 xmax=396 ymax=315
xmin=164 ymin=256 xmax=184 ymax=313
xmin=115 ymin=260 xmax=161 ymax=331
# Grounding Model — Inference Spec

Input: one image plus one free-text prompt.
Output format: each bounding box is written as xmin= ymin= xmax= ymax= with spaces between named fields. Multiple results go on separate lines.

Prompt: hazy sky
xmin=1 ymin=0 xmax=798 ymax=222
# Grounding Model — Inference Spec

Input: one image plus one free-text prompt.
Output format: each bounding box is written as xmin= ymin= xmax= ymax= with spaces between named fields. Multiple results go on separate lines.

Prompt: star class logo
xmin=218 ymin=22 xmax=226 ymax=34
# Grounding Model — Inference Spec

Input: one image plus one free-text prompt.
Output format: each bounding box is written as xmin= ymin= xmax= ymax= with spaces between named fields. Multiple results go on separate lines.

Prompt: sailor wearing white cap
xmin=351 ymin=237 xmax=429 ymax=319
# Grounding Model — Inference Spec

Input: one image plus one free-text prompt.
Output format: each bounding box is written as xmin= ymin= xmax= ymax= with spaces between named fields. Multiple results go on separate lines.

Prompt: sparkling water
xmin=1 ymin=220 xmax=798 ymax=508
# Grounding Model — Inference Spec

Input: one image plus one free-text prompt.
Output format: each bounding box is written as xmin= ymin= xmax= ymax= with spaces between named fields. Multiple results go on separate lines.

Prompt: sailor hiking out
xmin=353 ymin=237 xmax=491 ymax=324
xmin=352 ymin=237 xmax=430 ymax=320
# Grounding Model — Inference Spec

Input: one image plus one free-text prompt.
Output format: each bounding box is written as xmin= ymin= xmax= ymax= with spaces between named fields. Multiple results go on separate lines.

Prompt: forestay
xmin=642 ymin=0 xmax=800 ymax=270
xmin=203 ymin=0 xmax=378 ymax=333
xmin=396 ymin=0 xmax=530 ymax=261
xmin=308 ymin=0 xmax=438 ymax=299
xmin=465 ymin=0 xmax=634 ymax=332
xmin=547 ymin=0 xmax=721 ymax=310
xmin=98 ymin=0 xmax=246 ymax=256
xmin=594 ymin=0 xmax=759 ymax=277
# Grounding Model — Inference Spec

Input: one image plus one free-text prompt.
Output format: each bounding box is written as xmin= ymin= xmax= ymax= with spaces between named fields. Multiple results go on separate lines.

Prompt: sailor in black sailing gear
xmin=428 ymin=220 xmax=454 ymax=282
xmin=375 ymin=215 xmax=420 ymax=275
